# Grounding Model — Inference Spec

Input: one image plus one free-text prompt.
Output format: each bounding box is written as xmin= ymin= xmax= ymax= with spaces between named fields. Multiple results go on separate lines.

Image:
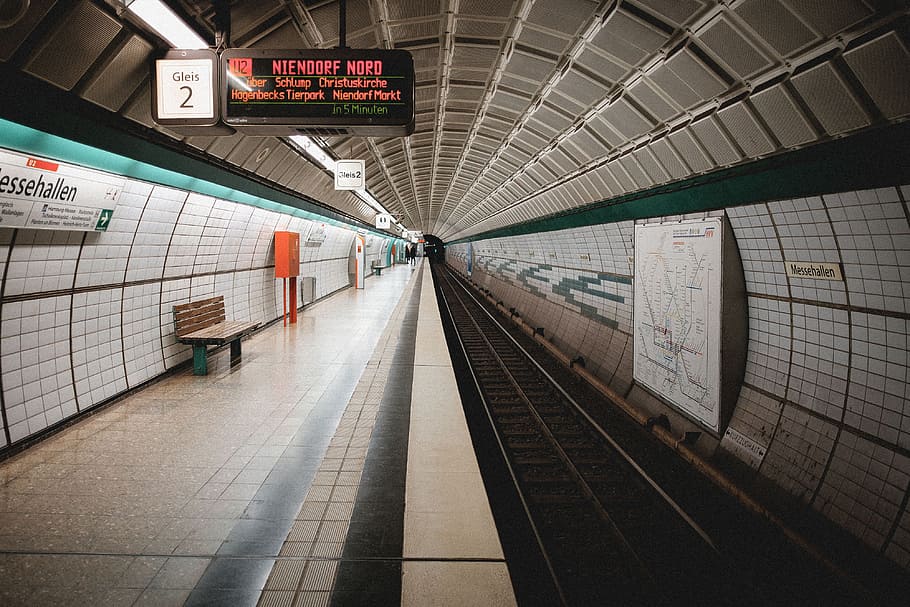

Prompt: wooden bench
xmin=173 ymin=296 xmax=259 ymax=375
xmin=371 ymin=260 xmax=390 ymax=276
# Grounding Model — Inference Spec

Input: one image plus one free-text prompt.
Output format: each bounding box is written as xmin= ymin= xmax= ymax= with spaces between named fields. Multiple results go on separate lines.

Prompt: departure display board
xmin=222 ymin=49 xmax=415 ymax=136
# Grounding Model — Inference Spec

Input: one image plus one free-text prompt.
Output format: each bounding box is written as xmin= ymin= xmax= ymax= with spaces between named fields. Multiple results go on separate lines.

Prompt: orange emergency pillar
xmin=274 ymin=231 xmax=300 ymax=324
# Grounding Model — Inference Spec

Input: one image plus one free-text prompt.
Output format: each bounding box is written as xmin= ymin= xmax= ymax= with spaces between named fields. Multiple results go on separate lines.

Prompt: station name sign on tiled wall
xmin=0 ymin=148 xmax=123 ymax=231
xmin=784 ymin=261 xmax=843 ymax=280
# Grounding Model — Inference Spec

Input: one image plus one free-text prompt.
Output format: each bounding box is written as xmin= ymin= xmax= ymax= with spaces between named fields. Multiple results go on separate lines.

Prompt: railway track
xmin=433 ymin=263 xmax=881 ymax=607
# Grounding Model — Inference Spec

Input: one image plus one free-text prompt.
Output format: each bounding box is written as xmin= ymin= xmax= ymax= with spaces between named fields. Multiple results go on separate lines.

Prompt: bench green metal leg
xmin=230 ymin=338 xmax=242 ymax=361
xmin=192 ymin=345 xmax=208 ymax=375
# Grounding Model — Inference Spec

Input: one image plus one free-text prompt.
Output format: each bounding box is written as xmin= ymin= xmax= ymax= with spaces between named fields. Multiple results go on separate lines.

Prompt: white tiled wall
xmin=449 ymin=183 xmax=910 ymax=570
xmin=0 ymin=171 xmax=389 ymax=451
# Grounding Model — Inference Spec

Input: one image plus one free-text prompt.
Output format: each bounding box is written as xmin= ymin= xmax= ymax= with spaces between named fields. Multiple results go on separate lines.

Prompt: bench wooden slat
xmin=178 ymin=321 xmax=259 ymax=344
xmin=176 ymin=311 xmax=227 ymax=336
xmin=174 ymin=296 xmax=226 ymax=337
xmin=174 ymin=295 xmax=222 ymax=314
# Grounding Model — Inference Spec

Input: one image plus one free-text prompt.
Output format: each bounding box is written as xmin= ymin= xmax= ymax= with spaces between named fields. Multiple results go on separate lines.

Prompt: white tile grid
xmin=316 ymin=258 xmax=347 ymax=298
xmin=159 ymin=278 xmax=192 ymax=369
xmin=847 ymin=313 xmax=910 ymax=450
xmin=786 ymin=303 xmax=850 ymax=421
xmin=272 ymin=272 xmax=285 ymax=315
xmin=285 ymin=215 xmax=309 ymax=237
xmin=126 ymin=185 xmax=186 ymax=282
xmin=214 ymin=273 xmax=234 ymax=317
xmin=249 ymin=268 xmax=279 ymax=325
xmin=580 ymin=320 xmax=627 ymax=382
xmin=886 ymin=501 xmax=910 ymax=568
xmin=607 ymin=282 xmax=633 ymax=334
xmin=236 ymin=208 xmax=271 ymax=270
xmin=189 ymin=274 xmax=216 ymax=302
xmin=554 ymin=307 xmax=589 ymax=352
xmin=0 ymin=296 xmax=76 ymax=442
xmin=743 ymin=296 xmax=792 ymax=398
xmin=75 ymin=183 xmax=148 ymax=288
xmin=252 ymin=210 xmax=282 ymax=268
xmin=770 ymin=197 xmax=847 ymax=306
xmin=196 ymin=199 xmax=233 ymax=275
xmin=329 ymin=225 xmax=356 ymax=258
xmin=0 ymin=230 xmax=11 ymax=298
xmin=608 ymin=337 xmax=634 ymax=394
xmin=728 ymin=385 xmax=783 ymax=447
xmin=0 ymin=303 xmax=26 ymax=436
xmin=163 ymin=193 xmax=212 ymax=278
xmin=122 ymin=282 xmax=166 ymax=387
xmin=761 ymin=404 xmax=836 ymax=503
xmin=230 ymin=271 xmax=253 ymax=322
xmin=300 ymin=225 xmax=321 ymax=265
xmin=4 ymin=229 xmax=81 ymax=296
xmin=71 ymin=288 xmax=127 ymax=409
xmin=609 ymin=221 xmax=635 ymax=276
xmin=727 ymin=204 xmax=790 ymax=298
xmin=814 ymin=431 xmax=910 ymax=550
xmin=273 ymin=212 xmax=292 ymax=233
xmin=826 ymin=187 xmax=910 ymax=314
xmin=303 ymin=259 xmax=333 ymax=304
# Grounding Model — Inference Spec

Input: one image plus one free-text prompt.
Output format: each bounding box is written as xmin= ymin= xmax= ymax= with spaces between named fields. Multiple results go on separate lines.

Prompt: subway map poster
xmin=633 ymin=218 xmax=723 ymax=432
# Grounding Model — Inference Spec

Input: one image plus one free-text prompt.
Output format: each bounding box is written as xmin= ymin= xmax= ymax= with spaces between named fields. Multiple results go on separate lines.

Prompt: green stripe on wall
xmin=450 ymin=122 xmax=910 ymax=244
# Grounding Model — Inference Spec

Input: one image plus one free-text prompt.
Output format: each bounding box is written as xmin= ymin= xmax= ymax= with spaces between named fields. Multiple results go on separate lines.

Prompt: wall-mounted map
xmin=633 ymin=218 xmax=723 ymax=432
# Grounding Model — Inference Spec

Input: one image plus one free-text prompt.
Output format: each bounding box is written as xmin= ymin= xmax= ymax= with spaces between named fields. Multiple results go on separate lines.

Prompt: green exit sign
xmin=95 ymin=209 xmax=113 ymax=231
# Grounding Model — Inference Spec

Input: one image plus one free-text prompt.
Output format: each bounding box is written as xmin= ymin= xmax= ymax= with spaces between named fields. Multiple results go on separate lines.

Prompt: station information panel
xmin=221 ymin=48 xmax=415 ymax=136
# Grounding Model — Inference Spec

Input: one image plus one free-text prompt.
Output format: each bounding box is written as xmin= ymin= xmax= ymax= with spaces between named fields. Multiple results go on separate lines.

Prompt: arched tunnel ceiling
xmin=1 ymin=0 xmax=908 ymax=241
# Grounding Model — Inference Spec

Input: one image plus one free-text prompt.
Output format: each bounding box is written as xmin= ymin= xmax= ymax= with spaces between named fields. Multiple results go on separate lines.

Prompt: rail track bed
xmin=433 ymin=263 xmax=889 ymax=607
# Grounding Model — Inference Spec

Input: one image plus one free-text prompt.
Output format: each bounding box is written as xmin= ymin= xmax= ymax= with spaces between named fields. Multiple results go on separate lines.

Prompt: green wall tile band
xmin=452 ymin=122 xmax=910 ymax=244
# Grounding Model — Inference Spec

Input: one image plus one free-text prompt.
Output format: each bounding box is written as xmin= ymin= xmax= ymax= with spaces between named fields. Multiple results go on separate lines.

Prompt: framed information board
xmin=221 ymin=48 xmax=415 ymax=136
xmin=633 ymin=218 xmax=723 ymax=432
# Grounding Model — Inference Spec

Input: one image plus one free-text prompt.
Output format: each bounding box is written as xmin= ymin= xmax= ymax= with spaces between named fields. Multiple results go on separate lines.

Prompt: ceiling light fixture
xmin=124 ymin=0 xmax=208 ymax=49
xmin=288 ymin=135 xmax=335 ymax=171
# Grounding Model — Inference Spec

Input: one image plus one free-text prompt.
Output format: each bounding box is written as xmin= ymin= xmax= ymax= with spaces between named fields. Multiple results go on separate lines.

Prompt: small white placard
xmin=785 ymin=261 xmax=843 ymax=281
xmin=375 ymin=213 xmax=391 ymax=229
xmin=721 ymin=426 xmax=768 ymax=470
xmin=155 ymin=57 xmax=216 ymax=121
xmin=335 ymin=159 xmax=365 ymax=190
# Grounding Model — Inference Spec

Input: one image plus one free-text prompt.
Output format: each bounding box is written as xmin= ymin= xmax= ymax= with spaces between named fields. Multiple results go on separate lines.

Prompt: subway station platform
xmin=0 ymin=261 xmax=515 ymax=606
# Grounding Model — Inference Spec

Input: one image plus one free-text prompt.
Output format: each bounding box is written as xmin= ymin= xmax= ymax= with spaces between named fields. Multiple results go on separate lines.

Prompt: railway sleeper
xmin=497 ymin=424 xmax=543 ymax=437
xmin=520 ymin=470 xmax=575 ymax=484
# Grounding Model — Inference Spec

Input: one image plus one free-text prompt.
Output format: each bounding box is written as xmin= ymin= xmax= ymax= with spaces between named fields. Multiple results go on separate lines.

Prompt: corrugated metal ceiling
xmin=0 ymin=0 xmax=907 ymax=241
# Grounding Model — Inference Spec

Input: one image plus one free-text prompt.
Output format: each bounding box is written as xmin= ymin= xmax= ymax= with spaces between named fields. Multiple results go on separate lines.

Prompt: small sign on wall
xmin=785 ymin=261 xmax=842 ymax=280
xmin=721 ymin=426 xmax=768 ymax=470
xmin=375 ymin=213 xmax=391 ymax=229
xmin=335 ymin=159 xmax=365 ymax=190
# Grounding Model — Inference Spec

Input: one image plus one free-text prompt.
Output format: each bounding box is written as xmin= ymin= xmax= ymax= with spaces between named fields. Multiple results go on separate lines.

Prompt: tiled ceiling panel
xmin=526 ymin=0 xmax=594 ymax=35
xmin=698 ymin=15 xmax=773 ymax=79
xmin=24 ymin=1 xmax=121 ymax=90
xmin=751 ymin=85 xmax=817 ymax=148
xmin=734 ymin=0 xmax=819 ymax=56
xmin=792 ymin=63 xmax=871 ymax=135
xmin=843 ymin=33 xmax=910 ymax=120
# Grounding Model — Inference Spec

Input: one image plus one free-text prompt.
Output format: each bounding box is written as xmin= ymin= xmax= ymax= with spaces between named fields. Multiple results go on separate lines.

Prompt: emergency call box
xmin=274 ymin=231 xmax=300 ymax=278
